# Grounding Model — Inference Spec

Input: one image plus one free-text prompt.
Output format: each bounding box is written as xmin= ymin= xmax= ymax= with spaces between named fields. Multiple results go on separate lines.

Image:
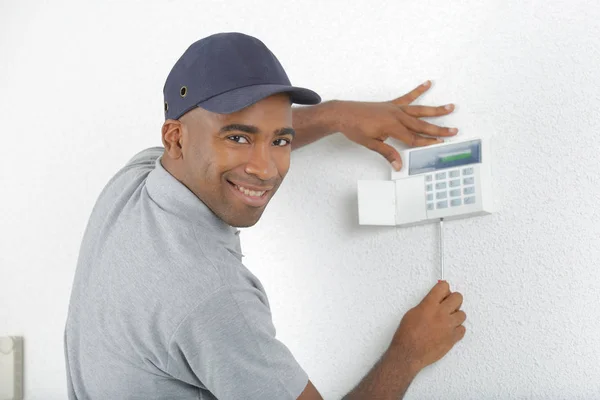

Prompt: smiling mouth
xmin=227 ymin=181 xmax=270 ymax=198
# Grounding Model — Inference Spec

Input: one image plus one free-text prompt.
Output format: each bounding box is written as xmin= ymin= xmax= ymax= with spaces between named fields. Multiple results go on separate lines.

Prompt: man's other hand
xmin=387 ymin=280 xmax=467 ymax=372
xmin=338 ymin=81 xmax=459 ymax=171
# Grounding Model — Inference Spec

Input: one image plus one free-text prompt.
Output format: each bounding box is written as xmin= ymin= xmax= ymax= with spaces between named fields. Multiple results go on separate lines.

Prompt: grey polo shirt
xmin=64 ymin=147 xmax=308 ymax=399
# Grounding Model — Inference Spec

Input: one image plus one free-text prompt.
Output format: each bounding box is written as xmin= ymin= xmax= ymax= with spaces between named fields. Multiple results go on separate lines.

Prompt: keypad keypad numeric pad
xmin=425 ymin=166 xmax=476 ymax=210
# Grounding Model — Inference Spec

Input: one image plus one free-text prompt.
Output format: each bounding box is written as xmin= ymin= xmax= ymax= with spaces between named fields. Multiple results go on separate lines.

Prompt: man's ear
xmin=161 ymin=119 xmax=184 ymax=159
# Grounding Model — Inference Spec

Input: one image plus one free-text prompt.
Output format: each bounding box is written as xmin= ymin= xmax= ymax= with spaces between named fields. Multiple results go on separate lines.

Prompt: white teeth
xmin=235 ymin=184 xmax=265 ymax=197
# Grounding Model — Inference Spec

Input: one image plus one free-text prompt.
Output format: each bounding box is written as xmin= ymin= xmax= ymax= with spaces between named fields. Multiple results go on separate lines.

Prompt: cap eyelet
xmin=180 ymin=86 xmax=187 ymax=98
xmin=164 ymin=101 xmax=169 ymax=113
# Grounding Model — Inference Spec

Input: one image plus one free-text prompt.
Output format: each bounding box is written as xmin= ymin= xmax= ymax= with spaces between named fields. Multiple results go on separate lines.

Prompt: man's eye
xmin=228 ymin=135 xmax=249 ymax=144
xmin=273 ymin=138 xmax=291 ymax=147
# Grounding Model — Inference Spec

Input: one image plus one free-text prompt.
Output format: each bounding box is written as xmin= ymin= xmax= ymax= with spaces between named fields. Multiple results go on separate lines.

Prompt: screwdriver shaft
xmin=439 ymin=218 xmax=445 ymax=281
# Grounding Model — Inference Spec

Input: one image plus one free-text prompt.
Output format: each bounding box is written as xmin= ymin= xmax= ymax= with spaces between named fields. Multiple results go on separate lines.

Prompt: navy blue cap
xmin=163 ymin=32 xmax=321 ymax=119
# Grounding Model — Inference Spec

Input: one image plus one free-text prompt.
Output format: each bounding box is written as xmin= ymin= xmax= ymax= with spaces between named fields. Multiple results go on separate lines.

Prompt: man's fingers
xmin=408 ymin=133 xmax=444 ymax=147
xmin=391 ymin=81 xmax=431 ymax=105
xmin=454 ymin=325 xmax=467 ymax=342
xmin=398 ymin=111 xmax=458 ymax=137
xmin=442 ymin=292 xmax=464 ymax=313
xmin=402 ymin=104 xmax=455 ymax=118
xmin=422 ymin=280 xmax=451 ymax=305
xmin=384 ymin=128 xmax=442 ymax=148
xmin=451 ymin=310 xmax=467 ymax=327
xmin=365 ymin=139 xmax=403 ymax=170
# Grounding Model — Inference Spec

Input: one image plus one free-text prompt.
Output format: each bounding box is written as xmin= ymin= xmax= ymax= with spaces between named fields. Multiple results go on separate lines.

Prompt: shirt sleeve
xmin=166 ymin=284 xmax=309 ymax=400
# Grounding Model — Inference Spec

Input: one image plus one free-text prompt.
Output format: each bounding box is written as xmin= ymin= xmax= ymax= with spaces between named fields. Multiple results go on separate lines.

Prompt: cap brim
xmin=196 ymin=84 xmax=321 ymax=114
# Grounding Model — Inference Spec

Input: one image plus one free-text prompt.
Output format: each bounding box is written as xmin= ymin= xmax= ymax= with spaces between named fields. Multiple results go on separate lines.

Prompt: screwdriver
xmin=439 ymin=218 xmax=445 ymax=281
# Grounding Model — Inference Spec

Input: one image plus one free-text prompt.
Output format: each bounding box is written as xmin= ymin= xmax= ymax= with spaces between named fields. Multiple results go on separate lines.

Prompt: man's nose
xmin=244 ymin=143 xmax=278 ymax=181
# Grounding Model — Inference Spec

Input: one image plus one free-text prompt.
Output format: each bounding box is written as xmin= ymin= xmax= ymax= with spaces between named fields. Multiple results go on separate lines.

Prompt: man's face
xmin=163 ymin=94 xmax=294 ymax=228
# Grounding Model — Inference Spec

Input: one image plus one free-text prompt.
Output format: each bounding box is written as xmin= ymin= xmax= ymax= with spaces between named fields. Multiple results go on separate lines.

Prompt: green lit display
xmin=440 ymin=152 xmax=471 ymax=163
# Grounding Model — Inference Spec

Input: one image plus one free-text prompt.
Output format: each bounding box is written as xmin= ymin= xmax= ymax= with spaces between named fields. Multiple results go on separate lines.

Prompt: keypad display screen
xmin=409 ymin=139 xmax=482 ymax=176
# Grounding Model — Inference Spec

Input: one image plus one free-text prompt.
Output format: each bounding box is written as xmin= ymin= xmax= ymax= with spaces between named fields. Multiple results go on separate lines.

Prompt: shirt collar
xmin=145 ymin=155 xmax=242 ymax=258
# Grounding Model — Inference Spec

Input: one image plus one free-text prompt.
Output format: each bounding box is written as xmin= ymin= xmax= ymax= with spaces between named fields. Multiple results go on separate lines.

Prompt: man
xmin=64 ymin=32 xmax=466 ymax=399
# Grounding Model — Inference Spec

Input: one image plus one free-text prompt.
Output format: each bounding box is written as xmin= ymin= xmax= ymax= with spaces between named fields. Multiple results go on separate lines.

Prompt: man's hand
xmin=337 ymin=81 xmax=459 ymax=171
xmin=342 ymin=280 xmax=466 ymax=400
xmin=388 ymin=280 xmax=466 ymax=373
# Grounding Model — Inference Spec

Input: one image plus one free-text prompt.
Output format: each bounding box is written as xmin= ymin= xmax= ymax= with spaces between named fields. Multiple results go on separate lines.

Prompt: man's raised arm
xmin=291 ymin=81 xmax=459 ymax=171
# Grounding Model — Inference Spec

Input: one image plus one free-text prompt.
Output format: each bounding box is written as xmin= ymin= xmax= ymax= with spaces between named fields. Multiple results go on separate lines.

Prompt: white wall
xmin=2 ymin=0 xmax=600 ymax=398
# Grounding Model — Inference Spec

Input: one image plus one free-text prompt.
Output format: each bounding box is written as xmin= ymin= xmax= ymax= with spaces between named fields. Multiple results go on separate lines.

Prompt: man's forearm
xmin=342 ymin=350 xmax=419 ymax=400
xmin=291 ymin=100 xmax=345 ymax=150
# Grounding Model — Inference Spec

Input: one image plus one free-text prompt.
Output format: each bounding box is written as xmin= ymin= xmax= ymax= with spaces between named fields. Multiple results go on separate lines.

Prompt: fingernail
xmin=444 ymin=104 xmax=454 ymax=110
xmin=392 ymin=161 xmax=402 ymax=171
xmin=449 ymin=128 xmax=458 ymax=134
xmin=423 ymin=80 xmax=431 ymax=87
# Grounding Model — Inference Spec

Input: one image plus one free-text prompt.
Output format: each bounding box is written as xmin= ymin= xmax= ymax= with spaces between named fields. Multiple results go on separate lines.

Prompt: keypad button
xmin=451 ymin=198 xmax=462 ymax=207
xmin=436 ymin=192 xmax=447 ymax=199
xmin=427 ymin=203 xmax=434 ymax=211
xmin=450 ymin=189 xmax=461 ymax=197
xmin=436 ymin=201 xmax=448 ymax=209
xmin=464 ymin=186 xmax=475 ymax=195
xmin=435 ymin=182 xmax=447 ymax=190
xmin=449 ymin=170 xmax=460 ymax=178
xmin=435 ymin=172 xmax=446 ymax=180
xmin=426 ymin=193 xmax=433 ymax=201
xmin=426 ymin=184 xmax=433 ymax=192
xmin=425 ymin=175 xmax=433 ymax=182
xmin=463 ymin=167 xmax=474 ymax=175
xmin=464 ymin=196 xmax=476 ymax=205
xmin=449 ymin=180 xmax=461 ymax=188
xmin=464 ymin=177 xmax=475 ymax=185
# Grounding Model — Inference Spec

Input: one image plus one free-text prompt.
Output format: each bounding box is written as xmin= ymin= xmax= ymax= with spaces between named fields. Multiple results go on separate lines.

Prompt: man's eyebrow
xmin=219 ymin=124 xmax=259 ymax=134
xmin=220 ymin=124 xmax=295 ymax=137
xmin=275 ymin=127 xmax=296 ymax=137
